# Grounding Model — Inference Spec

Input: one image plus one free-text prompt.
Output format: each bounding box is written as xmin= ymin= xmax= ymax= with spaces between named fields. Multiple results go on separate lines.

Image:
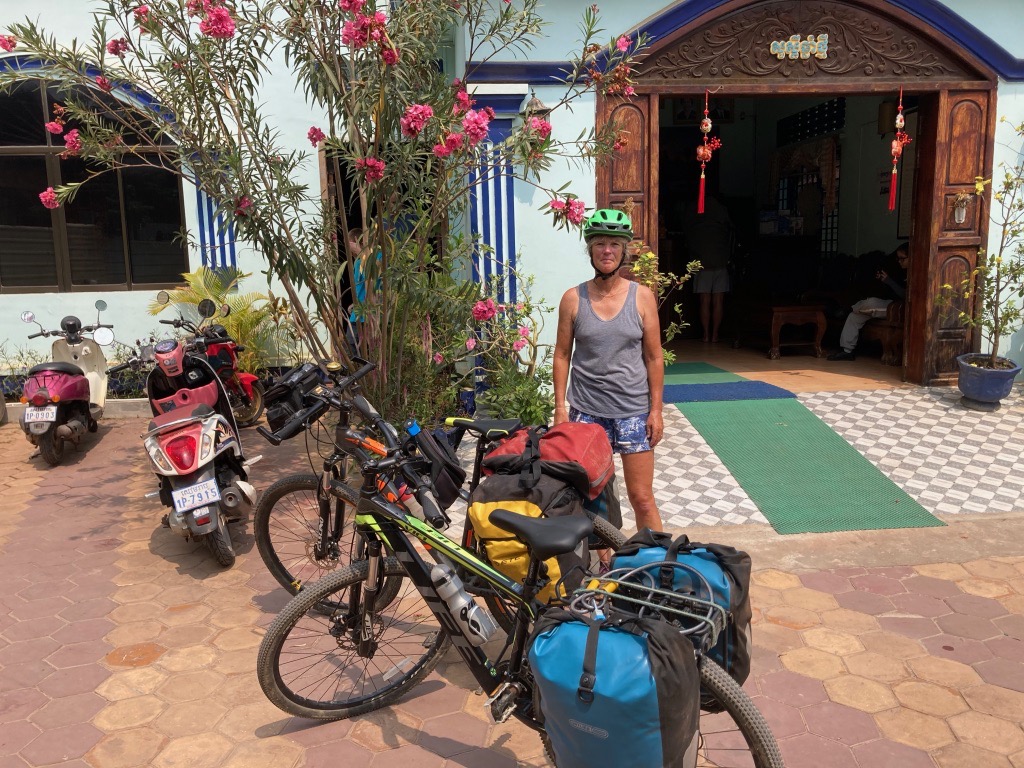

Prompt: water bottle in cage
xmin=430 ymin=564 xmax=498 ymax=646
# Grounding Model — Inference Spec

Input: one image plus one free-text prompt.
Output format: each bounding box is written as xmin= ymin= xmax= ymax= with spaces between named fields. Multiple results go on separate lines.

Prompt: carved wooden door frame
xmin=597 ymin=0 xmax=999 ymax=384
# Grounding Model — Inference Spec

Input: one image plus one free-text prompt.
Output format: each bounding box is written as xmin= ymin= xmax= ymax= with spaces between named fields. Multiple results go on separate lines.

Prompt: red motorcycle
xmin=153 ymin=293 xmax=265 ymax=427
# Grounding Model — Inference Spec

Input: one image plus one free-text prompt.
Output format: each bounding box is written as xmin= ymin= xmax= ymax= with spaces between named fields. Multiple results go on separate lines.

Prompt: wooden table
xmin=768 ymin=305 xmax=827 ymax=359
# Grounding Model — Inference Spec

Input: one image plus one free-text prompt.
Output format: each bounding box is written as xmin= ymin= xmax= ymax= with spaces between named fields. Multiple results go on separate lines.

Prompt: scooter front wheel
xmin=205 ymin=513 xmax=236 ymax=568
xmin=38 ymin=430 xmax=65 ymax=466
xmin=232 ymin=381 xmax=265 ymax=427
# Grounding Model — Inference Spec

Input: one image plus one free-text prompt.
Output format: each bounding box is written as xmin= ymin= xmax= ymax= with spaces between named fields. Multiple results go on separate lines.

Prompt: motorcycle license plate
xmin=25 ymin=406 xmax=57 ymax=423
xmin=171 ymin=479 xmax=221 ymax=513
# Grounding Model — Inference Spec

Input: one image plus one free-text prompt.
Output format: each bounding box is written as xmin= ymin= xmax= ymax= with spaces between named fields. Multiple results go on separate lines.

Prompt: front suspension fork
xmin=352 ymin=539 xmax=382 ymax=658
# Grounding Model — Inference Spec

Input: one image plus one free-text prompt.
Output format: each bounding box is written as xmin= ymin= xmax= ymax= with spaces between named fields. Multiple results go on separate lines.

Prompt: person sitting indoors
xmin=828 ymin=242 xmax=909 ymax=361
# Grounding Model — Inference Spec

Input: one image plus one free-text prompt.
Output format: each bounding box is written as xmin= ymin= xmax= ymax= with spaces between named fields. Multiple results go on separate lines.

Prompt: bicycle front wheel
xmin=257 ymin=557 xmax=450 ymax=720
xmin=696 ymin=655 xmax=783 ymax=768
xmin=254 ymin=472 xmax=359 ymax=593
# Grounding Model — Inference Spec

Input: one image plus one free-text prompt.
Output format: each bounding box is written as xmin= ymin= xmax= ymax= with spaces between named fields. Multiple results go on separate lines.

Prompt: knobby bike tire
xmin=482 ymin=510 xmax=628 ymax=634
xmin=257 ymin=557 xmax=450 ymax=720
xmin=694 ymin=655 xmax=784 ymax=768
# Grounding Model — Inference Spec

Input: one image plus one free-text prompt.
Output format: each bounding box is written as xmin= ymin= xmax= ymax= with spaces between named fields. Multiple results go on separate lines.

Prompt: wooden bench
xmin=860 ymin=301 xmax=905 ymax=366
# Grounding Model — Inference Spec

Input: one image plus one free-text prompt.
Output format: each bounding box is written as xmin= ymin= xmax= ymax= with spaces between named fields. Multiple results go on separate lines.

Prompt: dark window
xmin=0 ymin=78 xmax=188 ymax=292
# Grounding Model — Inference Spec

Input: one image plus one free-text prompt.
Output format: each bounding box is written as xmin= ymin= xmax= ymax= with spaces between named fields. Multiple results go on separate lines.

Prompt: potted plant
xmin=940 ymin=120 xmax=1024 ymax=411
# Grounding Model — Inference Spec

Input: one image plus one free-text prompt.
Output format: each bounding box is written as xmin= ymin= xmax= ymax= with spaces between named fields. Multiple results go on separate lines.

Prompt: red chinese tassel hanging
xmin=696 ymin=89 xmax=722 ymax=214
xmin=889 ymin=87 xmax=912 ymax=211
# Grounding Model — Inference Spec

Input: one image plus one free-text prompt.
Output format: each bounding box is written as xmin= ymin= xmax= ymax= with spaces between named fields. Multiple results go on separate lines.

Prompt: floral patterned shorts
xmin=568 ymin=407 xmax=651 ymax=455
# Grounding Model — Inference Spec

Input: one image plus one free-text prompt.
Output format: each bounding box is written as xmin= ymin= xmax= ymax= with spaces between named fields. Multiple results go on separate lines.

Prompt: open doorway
xmin=656 ymin=93 xmax=919 ymax=371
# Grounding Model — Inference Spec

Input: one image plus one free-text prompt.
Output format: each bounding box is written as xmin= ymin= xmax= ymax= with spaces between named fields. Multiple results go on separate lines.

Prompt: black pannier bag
xmin=263 ymin=362 xmax=322 ymax=434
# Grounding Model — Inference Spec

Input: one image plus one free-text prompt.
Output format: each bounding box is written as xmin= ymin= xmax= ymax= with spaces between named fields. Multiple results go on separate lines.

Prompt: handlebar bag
xmin=467 ymin=472 xmax=586 ymax=604
xmin=264 ymin=363 xmax=322 ymax=434
xmin=482 ymin=422 xmax=613 ymax=501
xmin=528 ymin=607 xmax=700 ymax=768
xmin=611 ymin=530 xmax=752 ymax=696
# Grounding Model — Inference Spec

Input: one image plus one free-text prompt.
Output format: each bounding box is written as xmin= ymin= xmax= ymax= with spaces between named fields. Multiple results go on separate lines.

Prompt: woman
xmin=553 ymin=209 xmax=664 ymax=532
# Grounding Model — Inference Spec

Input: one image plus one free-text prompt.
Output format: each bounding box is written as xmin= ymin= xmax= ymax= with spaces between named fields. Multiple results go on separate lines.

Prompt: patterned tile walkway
xmin=0 ymin=387 xmax=1023 ymax=767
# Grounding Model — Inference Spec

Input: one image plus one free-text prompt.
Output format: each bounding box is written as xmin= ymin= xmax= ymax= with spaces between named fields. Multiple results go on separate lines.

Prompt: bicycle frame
xmin=348 ymin=476 xmax=546 ymax=721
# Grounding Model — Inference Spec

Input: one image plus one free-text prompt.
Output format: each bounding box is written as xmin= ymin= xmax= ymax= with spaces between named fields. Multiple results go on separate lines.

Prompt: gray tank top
xmin=567 ymin=281 xmax=650 ymax=418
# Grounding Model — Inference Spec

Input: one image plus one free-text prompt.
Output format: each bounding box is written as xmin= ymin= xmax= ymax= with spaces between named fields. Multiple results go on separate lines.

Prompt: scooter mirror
xmin=198 ymin=299 xmax=216 ymax=319
xmin=93 ymin=327 xmax=115 ymax=347
xmin=156 ymin=290 xmax=170 ymax=305
xmin=220 ymin=303 xmax=231 ymax=318
xmin=20 ymin=311 xmax=35 ymax=324
xmin=95 ymin=300 xmax=108 ymax=312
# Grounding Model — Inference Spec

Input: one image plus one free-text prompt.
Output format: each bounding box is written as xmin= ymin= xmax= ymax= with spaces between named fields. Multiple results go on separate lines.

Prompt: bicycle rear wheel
xmin=696 ymin=655 xmax=783 ymax=768
xmin=257 ymin=557 xmax=450 ymax=720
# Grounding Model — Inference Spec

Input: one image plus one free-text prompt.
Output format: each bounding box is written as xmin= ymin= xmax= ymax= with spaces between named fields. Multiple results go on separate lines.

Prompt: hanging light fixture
xmin=519 ymin=89 xmax=552 ymax=121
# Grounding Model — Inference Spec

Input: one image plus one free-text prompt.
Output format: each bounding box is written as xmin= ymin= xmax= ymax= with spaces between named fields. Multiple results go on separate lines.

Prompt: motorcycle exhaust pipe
xmin=221 ymin=485 xmax=243 ymax=509
xmin=56 ymin=419 xmax=86 ymax=441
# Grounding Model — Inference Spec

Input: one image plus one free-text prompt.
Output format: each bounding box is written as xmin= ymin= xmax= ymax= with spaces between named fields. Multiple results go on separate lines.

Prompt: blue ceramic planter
xmin=956 ymin=353 xmax=1021 ymax=410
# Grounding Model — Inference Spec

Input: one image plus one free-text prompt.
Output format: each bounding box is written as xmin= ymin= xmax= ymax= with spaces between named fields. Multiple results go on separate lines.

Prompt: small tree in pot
xmin=940 ymin=120 xmax=1024 ymax=409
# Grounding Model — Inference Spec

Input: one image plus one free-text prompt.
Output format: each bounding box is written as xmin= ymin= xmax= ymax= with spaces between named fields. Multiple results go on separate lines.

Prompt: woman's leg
xmin=621 ymin=450 xmax=662 ymax=532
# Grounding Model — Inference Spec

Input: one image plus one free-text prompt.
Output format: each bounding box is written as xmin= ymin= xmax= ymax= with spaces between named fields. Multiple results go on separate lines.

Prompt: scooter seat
xmin=29 ymin=362 xmax=84 ymax=376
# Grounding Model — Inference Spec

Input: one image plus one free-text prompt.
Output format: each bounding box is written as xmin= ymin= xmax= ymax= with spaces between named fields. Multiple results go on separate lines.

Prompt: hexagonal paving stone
xmin=974 ymin=658 xmax=1024 ymax=693
xmin=877 ymin=616 xmax=940 ymax=640
xmin=763 ymin=604 xmax=819 ymax=631
xmin=834 ymin=590 xmax=894 ymax=616
xmin=915 ymin=563 xmax=971 ymax=581
xmin=156 ymin=645 xmax=218 ymax=672
xmin=0 ymin=636 xmax=61 ymax=664
xmin=894 ymin=679 xmax=968 ymax=717
xmin=752 ymin=623 xmax=804 ymax=654
xmin=994 ymin=614 xmax=1024 ymax=641
xmin=37 ymin=664 xmax=111 ymax=698
xmin=751 ymin=695 xmax=807 ymax=739
xmin=902 ymin=575 xmax=963 ymax=599
xmin=843 ymin=652 xmax=909 ymax=683
xmin=303 ymin=739 xmax=374 ymax=768
xmin=801 ymin=701 xmax=878 ymax=745
xmin=105 ymin=642 xmax=167 ymax=668
xmin=799 ymin=571 xmax=853 ymax=594
xmin=782 ymin=587 xmax=839 ymax=613
xmin=890 ymin=592 xmax=953 ymax=618
xmin=907 ymin=655 xmax=982 ymax=688
xmin=152 ymin=732 xmax=234 ymax=768
xmin=986 ymin=637 xmax=1024 ymax=662
xmin=3 ymin=615 xmax=68 ymax=641
xmin=397 ymin=677 xmax=470 ymax=721
xmin=1 ymin=659 xmax=55 ymax=690
xmin=933 ymin=742 xmax=1013 ymax=768
xmin=752 ymin=569 xmax=803 ymax=591
xmin=823 ymin=675 xmax=898 ymax=713
xmin=859 ymin=631 xmax=927 ymax=661
xmin=759 ymin=670 xmax=828 ymax=707
xmin=217 ymin=736 xmax=304 ymax=768
xmin=417 ymin=712 xmax=489 ymax=758
xmin=20 ymin=722 xmax=103 ymax=764
xmin=801 ymin=627 xmax=864 ymax=656
xmin=935 ymin=612 xmax=1001 ymax=641
xmin=155 ymin=670 xmax=226 ymax=703
xmin=0 ymin=720 xmax=43 ymax=754
xmin=93 ymin=695 xmax=167 ymax=731
xmin=780 ymin=647 xmax=845 ymax=680
xmin=46 ymin=639 xmax=112 ymax=669
xmin=350 ymin=707 xmax=424 ymax=752
xmin=157 ymin=624 xmax=216 ymax=649
xmin=946 ymin=593 xmax=1009 ymax=619
xmin=921 ymin=634 xmax=995 ymax=665
xmin=849 ymin=573 xmax=907 ymax=596
xmin=29 ymin=692 xmax=105 ymax=729
xmin=86 ymin=728 xmax=168 ymax=768
xmin=819 ymin=609 xmax=880 ymax=634
xmin=958 ymin=578 xmax=1014 ymax=600
xmin=949 ymin=710 xmax=1024 ymax=755
xmin=875 ymin=706 xmax=955 ymax=750
xmin=851 ymin=737 xmax=936 ymax=768
xmin=963 ymin=684 xmax=1024 ymax=721
xmin=778 ymin=731 xmax=857 ymax=768
xmin=155 ymin=700 xmax=230 ymax=738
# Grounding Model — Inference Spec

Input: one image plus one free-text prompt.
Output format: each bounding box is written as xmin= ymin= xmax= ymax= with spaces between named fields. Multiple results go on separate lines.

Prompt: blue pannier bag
xmin=611 ymin=530 xmax=752 ymax=690
xmin=528 ymin=608 xmax=700 ymax=768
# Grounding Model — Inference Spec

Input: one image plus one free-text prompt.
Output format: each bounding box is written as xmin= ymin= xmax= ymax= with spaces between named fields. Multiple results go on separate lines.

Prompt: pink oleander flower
xmin=432 ymin=132 xmax=464 ymax=158
xmin=624 ymin=85 xmax=635 ymax=97
xmin=433 ymin=352 xmax=443 ymax=364
xmin=462 ymin=109 xmax=490 ymax=146
xmin=186 ymin=0 xmax=207 ymax=16
xmin=134 ymin=5 xmax=151 ymax=23
xmin=548 ymin=199 xmax=566 ymax=212
xmin=44 ymin=121 xmax=64 ymax=135
xmin=63 ymin=129 xmax=82 ymax=155
xmin=356 ymin=156 xmax=385 ymax=182
xmin=39 ymin=187 xmax=60 ymax=210
xmin=199 ymin=6 xmax=235 ymax=39
xmin=341 ymin=19 xmax=368 ymax=48
xmin=453 ymin=88 xmax=472 ymax=115
xmin=529 ymin=116 xmax=552 ymax=140
xmin=471 ymin=298 xmax=497 ymax=322
xmin=518 ymin=326 xmax=530 ymax=337
xmin=339 ymin=0 xmax=364 ymax=10
xmin=616 ymin=35 xmax=630 ymax=52
xmin=0 ymin=35 xmax=17 ymax=52
xmin=515 ymin=303 xmax=525 ymax=312
xmin=95 ymin=76 xmax=113 ymax=93
xmin=400 ymin=103 xmax=433 ymax=138
xmin=106 ymin=38 xmax=129 ymax=57
xmin=566 ymin=199 xmax=587 ymax=225
xmin=234 ymin=195 xmax=252 ymax=216
xmin=512 ymin=338 xmax=527 ymax=352
xmin=307 ymin=126 xmax=326 ymax=147
xmin=380 ymin=46 xmax=399 ymax=65
xmin=465 ymin=337 xmax=477 ymax=351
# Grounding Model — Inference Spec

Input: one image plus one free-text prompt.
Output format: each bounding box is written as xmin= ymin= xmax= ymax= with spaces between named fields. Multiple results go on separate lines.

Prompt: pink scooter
xmin=113 ymin=297 xmax=258 ymax=567
xmin=19 ymin=301 xmax=115 ymax=466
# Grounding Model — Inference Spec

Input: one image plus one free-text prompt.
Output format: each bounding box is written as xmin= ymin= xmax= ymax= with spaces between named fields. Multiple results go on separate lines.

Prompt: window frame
xmin=0 ymin=78 xmax=189 ymax=294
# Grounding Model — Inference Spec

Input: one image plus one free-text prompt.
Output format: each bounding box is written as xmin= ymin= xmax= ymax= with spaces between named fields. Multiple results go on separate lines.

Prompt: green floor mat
xmin=675 ymin=399 xmax=944 ymax=534
xmin=664 ymin=362 xmax=746 ymax=385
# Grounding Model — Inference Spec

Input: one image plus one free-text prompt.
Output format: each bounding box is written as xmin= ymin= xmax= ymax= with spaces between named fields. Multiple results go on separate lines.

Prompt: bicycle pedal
xmin=485 ymin=681 xmax=521 ymax=724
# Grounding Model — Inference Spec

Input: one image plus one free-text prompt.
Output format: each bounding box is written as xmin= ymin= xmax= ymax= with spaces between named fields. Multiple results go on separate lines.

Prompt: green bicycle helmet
xmin=583 ymin=208 xmax=633 ymax=240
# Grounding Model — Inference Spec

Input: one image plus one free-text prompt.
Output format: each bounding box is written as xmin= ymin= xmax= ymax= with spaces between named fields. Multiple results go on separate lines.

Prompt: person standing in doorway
xmin=828 ymin=242 xmax=909 ymax=361
xmin=553 ymin=209 xmax=665 ymax=533
xmin=684 ymin=194 xmax=734 ymax=343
